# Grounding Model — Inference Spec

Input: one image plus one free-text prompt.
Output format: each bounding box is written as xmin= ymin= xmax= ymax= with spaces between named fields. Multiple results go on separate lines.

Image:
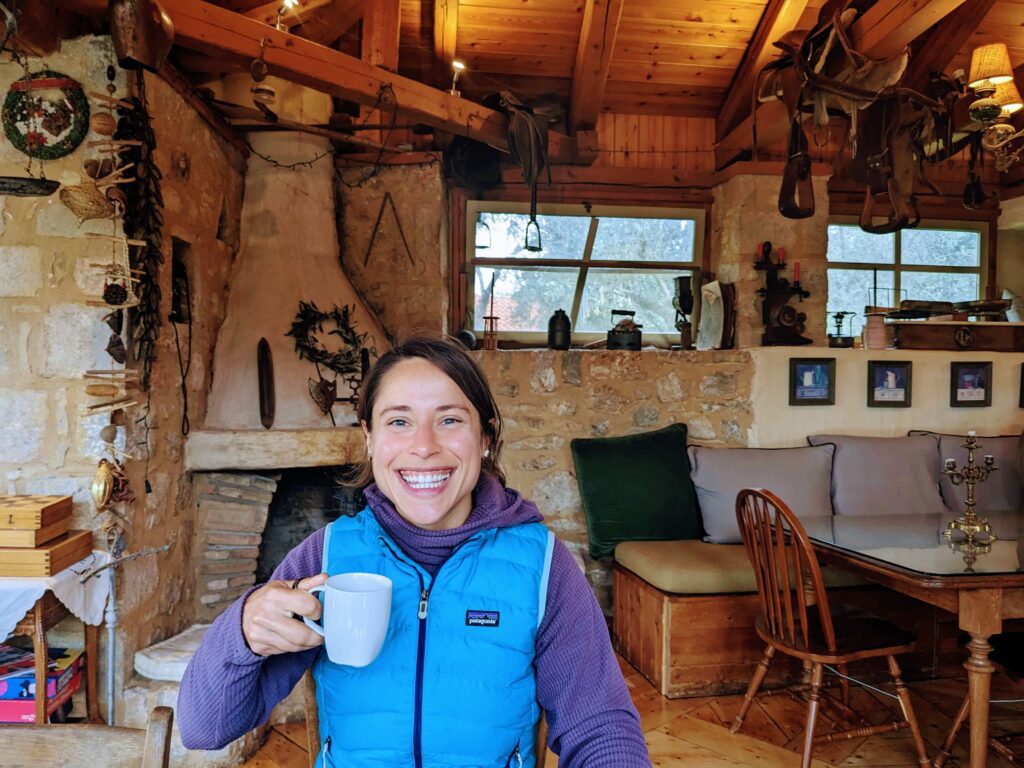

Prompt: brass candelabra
xmin=942 ymin=431 xmax=998 ymax=545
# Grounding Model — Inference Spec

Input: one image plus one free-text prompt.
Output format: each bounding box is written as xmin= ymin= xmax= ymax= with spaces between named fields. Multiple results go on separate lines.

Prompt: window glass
xmin=576 ymin=270 xmax=680 ymax=333
xmin=826 ymin=268 xmax=895 ymax=338
xmin=901 ymin=229 xmax=980 ymax=267
xmin=590 ymin=218 xmax=695 ymax=262
xmin=473 ymin=266 xmax=580 ymax=332
xmin=901 ymin=271 xmax=979 ymax=304
xmin=475 ymin=213 xmax=590 ymax=261
xmin=827 ymin=225 xmax=895 ymax=264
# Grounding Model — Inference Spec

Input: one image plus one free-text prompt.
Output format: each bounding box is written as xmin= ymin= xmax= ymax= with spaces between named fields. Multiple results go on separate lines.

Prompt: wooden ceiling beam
xmin=901 ymin=0 xmax=999 ymax=89
xmin=243 ymin=0 xmax=334 ymax=28
xmin=293 ymin=0 xmax=363 ymax=46
xmin=715 ymin=0 xmax=970 ymax=170
xmin=158 ymin=0 xmax=581 ymax=163
xmin=715 ymin=0 xmax=812 ymax=141
xmin=433 ymin=0 xmax=459 ymax=87
xmin=362 ymin=0 xmax=400 ymax=71
xmin=569 ymin=0 xmax=626 ymax=134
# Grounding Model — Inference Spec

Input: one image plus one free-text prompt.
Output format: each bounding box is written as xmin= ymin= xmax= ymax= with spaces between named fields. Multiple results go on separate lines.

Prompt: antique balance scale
xmin=942 ymin=431 xmax=998 ymax=571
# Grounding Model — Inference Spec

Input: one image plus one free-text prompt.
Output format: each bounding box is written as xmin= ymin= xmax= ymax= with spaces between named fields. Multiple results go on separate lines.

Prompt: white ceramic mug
xmin=303 ymin=573 xmax=392 ymax=667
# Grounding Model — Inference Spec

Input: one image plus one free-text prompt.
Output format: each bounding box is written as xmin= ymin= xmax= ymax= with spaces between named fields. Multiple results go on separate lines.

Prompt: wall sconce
xmin=968 ymin=43 xmax=1014 ymax=122
xmin=449 ymin=59 xmax=466 ymax=97
xmin=276 ymin=0 xmax=298 ymax=30
xmin=968 ymin=43 xmax=1023 ymax=171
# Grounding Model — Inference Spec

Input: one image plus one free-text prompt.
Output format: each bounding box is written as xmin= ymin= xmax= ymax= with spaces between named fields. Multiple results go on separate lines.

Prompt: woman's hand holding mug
xmin=242 ymin=573 xmax=329 ymax=657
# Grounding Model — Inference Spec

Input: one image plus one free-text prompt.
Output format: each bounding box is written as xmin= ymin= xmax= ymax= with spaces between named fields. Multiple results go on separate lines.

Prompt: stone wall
xmin=712 ymin=174 xmax=830 ymax=348
xmin=0 ymin=36 xmax=244 ymax=720
xmin=337 ymin=162 xmax=449 ymax=337
xmin=477 ymin=349 xmax=754 ymax=607
xmin=193 ymin=472 xmax=276 ymax=622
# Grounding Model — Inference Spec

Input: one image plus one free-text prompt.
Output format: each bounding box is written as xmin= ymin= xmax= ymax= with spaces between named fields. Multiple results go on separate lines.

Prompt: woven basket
xmin=59 ymin=181 xmax=115 ymax=223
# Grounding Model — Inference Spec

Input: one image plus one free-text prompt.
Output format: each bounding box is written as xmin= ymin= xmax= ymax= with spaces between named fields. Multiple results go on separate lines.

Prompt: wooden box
xmin=887 ymin=321 xmax=1024 ymax=351
xmin=612 ymin=563 xmax=951 ymax=699
xmin=0 ymin=495 xmax=72 ymax=530
xmin=0 ymin=530 xmax=93 ymax=577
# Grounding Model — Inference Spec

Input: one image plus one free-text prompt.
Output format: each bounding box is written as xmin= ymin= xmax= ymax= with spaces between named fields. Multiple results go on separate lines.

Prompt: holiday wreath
xmin=286 ymin=301 xmax=370 ymax=376
xmin=2 ymin=69 xmax=90 ymax=160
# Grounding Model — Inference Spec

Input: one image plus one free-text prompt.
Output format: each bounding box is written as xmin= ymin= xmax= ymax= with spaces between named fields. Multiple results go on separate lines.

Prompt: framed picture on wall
xmin=789 ymin=358 xmax=835 ymax=406
xmin=867 ymin=360 xmax=912 ymax=407
xmin=950 ymin=361 xmax=992 ymax=407
xmin=1020 ymin=363 xmax=1024 ymax=408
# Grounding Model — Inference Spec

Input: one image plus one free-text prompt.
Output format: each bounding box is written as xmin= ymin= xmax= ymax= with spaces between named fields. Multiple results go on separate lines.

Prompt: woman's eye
xmin=387 ymin=418 xmax=408 ymax=428
xmin=440 ymin=416 xmax=462 ymax=426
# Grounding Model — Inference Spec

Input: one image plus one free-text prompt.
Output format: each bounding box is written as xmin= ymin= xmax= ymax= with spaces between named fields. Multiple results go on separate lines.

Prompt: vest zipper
xmin=414 ymin=573 xmax=430 ymax=768
xmin=504 ymin=743 xmax=522 ymax=768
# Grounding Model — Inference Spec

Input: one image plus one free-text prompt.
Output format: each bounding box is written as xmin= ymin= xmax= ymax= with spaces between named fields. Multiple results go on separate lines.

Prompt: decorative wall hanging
xmin=789 ymin=357 xmax=836 ymax=406
xmin=755 ymin=242 xmax=811 ymax=346
xmin=867 ymin=360 xmax=912 ymax=408
xmin=286 ymin=301 xmax=373 ymax=425
xmin=2 ymin=69 xmax=89 ymax=160
xmin=950 ymin=361 xmax=992 ymax=407
xmin=58 ymin=161 xmax=135 ymax=223
xmin=257 ymin=338 xmax=275 ymax=429
xmin=114 ymin=71 xmax=164 ymax=390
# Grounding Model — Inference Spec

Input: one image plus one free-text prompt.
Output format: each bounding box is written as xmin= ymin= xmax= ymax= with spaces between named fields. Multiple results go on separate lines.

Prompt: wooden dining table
xmin=806 ymin=513 xmax=1024 ymax=768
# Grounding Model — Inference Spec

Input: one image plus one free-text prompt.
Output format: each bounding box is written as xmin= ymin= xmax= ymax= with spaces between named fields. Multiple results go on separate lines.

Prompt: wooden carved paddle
xmin=257 ymin=338 xmax=275 ymax=429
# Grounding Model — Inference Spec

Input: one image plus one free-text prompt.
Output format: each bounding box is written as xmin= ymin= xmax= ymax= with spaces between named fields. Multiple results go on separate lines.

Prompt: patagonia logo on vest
xmin=465 ymin=609 xmax=499 ymax=627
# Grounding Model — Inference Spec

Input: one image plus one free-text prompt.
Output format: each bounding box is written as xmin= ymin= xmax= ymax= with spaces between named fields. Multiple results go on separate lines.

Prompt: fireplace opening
xmin=256 ymin=466 xmax=365 ymax=583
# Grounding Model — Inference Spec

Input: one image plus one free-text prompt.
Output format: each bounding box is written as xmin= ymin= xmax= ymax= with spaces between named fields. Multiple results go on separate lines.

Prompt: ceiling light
xmin=276 ymin=0 xmax=299 ymax=30
xmin=995 ymin=80 xmax=1023 ymax=116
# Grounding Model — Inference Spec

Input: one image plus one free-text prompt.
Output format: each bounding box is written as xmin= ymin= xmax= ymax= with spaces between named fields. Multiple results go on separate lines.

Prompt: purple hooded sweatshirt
xmin=177 ymin=475 xmax=651 ymax=767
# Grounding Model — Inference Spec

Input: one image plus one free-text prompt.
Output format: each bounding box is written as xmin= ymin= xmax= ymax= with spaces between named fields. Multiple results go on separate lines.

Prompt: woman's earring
xmin=482 ymin=448 xmax=490 ymax=458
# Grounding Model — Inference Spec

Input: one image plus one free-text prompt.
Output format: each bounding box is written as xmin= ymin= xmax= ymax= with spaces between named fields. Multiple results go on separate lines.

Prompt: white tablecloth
xmin=0 ymin=551 xmax=112 ymax=640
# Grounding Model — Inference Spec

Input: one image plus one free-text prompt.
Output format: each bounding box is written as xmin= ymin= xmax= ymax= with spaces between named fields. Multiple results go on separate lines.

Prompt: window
xmin=826 ymin=221 xmax=985 ymax=338
xmin=465 ymin=201 xmax=704 ymax=343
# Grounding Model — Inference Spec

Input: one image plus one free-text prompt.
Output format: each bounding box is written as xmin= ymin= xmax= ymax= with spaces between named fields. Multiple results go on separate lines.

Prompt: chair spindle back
xmin=736 ymin=488 xmax=836 ymax=653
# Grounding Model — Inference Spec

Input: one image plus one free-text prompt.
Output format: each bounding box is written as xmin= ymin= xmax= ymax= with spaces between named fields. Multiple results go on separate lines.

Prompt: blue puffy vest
xmin=313 ymin=508 xmax=555 ymax=768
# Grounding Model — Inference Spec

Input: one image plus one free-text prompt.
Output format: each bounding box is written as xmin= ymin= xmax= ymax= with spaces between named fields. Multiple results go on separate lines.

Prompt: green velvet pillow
xmin=570 ymin=423 xmax=702 ymax=560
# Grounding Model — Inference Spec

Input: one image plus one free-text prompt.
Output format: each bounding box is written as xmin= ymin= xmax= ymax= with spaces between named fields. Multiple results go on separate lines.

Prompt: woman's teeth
xmin=400 ymin=471 xmax=451 ymax=489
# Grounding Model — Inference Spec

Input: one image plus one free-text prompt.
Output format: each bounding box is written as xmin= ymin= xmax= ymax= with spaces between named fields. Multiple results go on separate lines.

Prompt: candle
xmin=968 ymin=429 xmax=976 ymax=437
xmin=945 ymin=457 xmax=956 ymax=469
xmin=794 ymin=261 xmax=800 ymax=282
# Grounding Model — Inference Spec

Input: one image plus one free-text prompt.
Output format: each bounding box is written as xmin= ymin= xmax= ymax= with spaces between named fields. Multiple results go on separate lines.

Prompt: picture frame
xmin=867 ymin=360 xmax=912 ymax=408
xmin=789 ymin=357 xmax=836 ymax=406
xmin=950 ymin=361 xmax=992 ymax=407
xmin=1020 ymin=363 xmax=1024 ymax=409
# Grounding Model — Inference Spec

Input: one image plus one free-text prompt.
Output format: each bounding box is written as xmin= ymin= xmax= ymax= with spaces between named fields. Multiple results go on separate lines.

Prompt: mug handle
xmin=302 ymin=585 xmax=327 ymax=637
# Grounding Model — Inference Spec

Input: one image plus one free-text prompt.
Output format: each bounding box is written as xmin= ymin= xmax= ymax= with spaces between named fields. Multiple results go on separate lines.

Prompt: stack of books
xmin=0 ymin=496 xmax=92 ymax=577
xmin=0 ymin=645 xmax=85 ymax=723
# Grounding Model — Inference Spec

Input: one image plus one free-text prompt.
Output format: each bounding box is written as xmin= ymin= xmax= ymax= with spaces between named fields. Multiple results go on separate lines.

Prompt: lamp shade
xmin=995 ymin=80 xmax=1023 ymax=115
xmin=969 ymin=43 xmax=1014 ymax=89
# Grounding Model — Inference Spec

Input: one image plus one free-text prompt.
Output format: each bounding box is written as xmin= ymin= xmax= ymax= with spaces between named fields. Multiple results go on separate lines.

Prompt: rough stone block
xmin=0 ymin=389 xmax=48 ymax=463
xmin=204 ymin=531 xmax=262 ymax=546
xmin=201 ymin=559 xmax=256 ymax=575
xmin=0 ymin=246 xmax=43 ymax=297
xmin=198 ymin=500 xmax=268 ymax=532
xmin=39 ymin=303 xmax=109 ymax=378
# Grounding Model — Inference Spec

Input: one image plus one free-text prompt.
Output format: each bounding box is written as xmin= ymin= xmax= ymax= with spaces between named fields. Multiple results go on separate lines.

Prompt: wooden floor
xmin=242 ymin=656 xmax=1024 ymax=767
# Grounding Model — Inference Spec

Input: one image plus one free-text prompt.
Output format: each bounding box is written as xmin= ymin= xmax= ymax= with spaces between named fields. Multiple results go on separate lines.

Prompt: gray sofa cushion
xmin=807 ymin=434 xmax=947 ymax=517
xmin=687 ymin=444 xmax=835 ymax=544
xmin=910 ymin=430 xmax=1022 ymax=515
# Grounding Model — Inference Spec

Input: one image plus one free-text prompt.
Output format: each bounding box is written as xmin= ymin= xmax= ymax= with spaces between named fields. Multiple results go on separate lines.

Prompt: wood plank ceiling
xmin=127 ymin=0 xmax=1024 ymax=164
xmin=197 ymin=0 xmax=1024 ymax=114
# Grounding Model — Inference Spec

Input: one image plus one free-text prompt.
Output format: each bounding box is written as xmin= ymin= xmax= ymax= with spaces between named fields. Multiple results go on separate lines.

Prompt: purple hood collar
xmin=362 ymin=473 xmax=543 ymax=575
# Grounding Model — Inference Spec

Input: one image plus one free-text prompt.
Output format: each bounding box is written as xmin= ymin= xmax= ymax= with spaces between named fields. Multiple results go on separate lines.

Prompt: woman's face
xmin=363 ymin=357 xmax=488 ymax=531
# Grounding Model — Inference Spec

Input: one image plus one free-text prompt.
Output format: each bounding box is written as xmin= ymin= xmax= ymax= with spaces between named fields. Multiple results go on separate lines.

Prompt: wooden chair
xmin=934 ymin=631 xmax=1024 ymax=767
xmin=301 ymin=668 xmax=549 ymax=766
xmin=0 ymin=705 xmax=172 ymax=768
xmin=730 ymin=489 xmax=930 ymax=768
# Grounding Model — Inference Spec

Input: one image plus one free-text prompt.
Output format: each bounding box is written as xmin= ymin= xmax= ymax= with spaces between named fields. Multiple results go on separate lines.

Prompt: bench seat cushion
xmin=614 ymin=539 xmax=866 ymax=595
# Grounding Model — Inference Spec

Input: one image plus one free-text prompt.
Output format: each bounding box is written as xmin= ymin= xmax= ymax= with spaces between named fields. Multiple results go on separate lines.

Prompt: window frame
xmin=825 ymin=217 xmax=989 ymax=315
xmin=464 ymin=200 xmax=706 ymax=347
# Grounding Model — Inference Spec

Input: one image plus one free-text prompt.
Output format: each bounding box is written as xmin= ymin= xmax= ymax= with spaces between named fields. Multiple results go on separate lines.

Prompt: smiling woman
xmin=177 ymin=334 xmax=652 ymax=768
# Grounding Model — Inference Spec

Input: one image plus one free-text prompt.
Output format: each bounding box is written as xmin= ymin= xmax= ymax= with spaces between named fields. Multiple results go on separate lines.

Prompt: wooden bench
xmin=611 ymin=540 xmax=959 ymax=698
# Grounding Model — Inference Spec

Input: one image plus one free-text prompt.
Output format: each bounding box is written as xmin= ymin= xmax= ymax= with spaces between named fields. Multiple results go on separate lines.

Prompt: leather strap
xmin=779 ymin=119 xmax=815 ymax=219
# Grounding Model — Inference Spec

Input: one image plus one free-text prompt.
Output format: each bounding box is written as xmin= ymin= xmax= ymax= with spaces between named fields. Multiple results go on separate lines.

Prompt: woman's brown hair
xmin=345 ymin=333 xmax=505 ymax=487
